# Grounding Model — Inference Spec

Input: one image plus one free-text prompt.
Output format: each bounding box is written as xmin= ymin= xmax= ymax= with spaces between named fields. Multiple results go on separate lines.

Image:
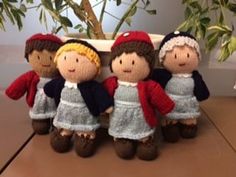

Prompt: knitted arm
xmin=93 ymin=82 xmax=114 ymax=113
xmin=43 ymin=79 xmax=58 ymax=98
xmin=148 ymin=81 xmax=175 ymax=115
xmin=151 ymin=68 xmax=172 ymax=89
xmin=5 ymin=71 xmax=32 ymax=100
xmin=192 ymin=71 xmax=210 ymax=101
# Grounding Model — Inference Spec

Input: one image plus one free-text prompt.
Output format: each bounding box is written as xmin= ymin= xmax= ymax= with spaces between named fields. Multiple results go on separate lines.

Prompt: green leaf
xmin=228 ymin=36 xmax=236 ymax=54
xmin=41 ymin=0 xmax=53 ymax=11
xmin=26 ymin=0 xmax=34 ymax=3
xmin=218 ymin=46 xmax=230 ymax=62
xmin=227 ymin=3 xmax=236 ymax=14
xmin=74 ymin=24 xmax=83 ymax=29
xmin=55 ymin=26 xmax=63 ymax=34
xmin=8 ymin=0 xmax=17 ymax=3
xmin=185 ymin=6 xmax=192 ymax=19
xmin=125 ymin=17 xmax=132 ymax=26
xmin=39 ymin=9 xmax=43 ymax=23
xmin=146 ymin=9 xmax=157 ymax=15
xmin=11 ymin=9 xmax=23 ymax=30
xmin=206 ymin=32 xmax=219 ymax=51
xmin=60 ymin=16 xmax=73 ymax=27
xmin=200 ymin=17 xmax=210 ymax=26
xmin=116 ymin=0 xmax=121 ymax=6
xmin=55 ymin=0 xmax=63 ymax=11
xmin=129 ymin=6 xmax=137 ymax=17
xmin=20 ymin=4 xmax=27 ymax=12
xmin=190 ymin=1 xmax=201 ymax=11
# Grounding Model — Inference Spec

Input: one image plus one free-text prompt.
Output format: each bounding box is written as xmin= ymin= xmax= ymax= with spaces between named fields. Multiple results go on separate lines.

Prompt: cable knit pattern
xmin=103 ymin=76 xmax=175 ymax=128
xmin=29 ymin=77 xmax=56 ymax=119
xmin=165 ymin=75 xmax=200 ymax=119
xmin=109 ymin=83 xmax=154 ymax=140
xmin=53 ymin=86 xmax=99 ymax=131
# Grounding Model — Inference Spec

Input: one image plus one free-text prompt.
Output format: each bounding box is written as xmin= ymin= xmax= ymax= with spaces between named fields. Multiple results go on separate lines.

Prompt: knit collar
xmin=65 ymin=81 xmax=77 ymax=89
xmin=118 ymin=80 xmax=137 ymax=87
xmin=172 ymin=73 xmax=192 ymax=78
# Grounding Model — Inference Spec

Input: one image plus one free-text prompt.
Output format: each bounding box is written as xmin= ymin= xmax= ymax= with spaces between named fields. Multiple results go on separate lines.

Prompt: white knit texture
xmin=159 ymin=36 xmax=201 ymax=62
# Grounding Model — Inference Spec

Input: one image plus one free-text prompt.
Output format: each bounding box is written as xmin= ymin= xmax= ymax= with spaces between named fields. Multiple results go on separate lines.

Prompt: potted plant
xmin=178 ymin=0 xmax=236 ymax=62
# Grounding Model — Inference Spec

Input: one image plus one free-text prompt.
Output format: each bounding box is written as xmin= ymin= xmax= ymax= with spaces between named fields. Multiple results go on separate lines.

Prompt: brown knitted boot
xmin=113 ymin=138 xmax=136 ymax=159
xmin=161 ymin=123 xmax=180 ymax=143
xmin=137 ymin=137 xmax=158 ymax=161
xmin=50 ymin=129 xmax=72 ymax=153
xmin=32 ymin=119 xmax=51 ymax=135
xmin=74 ymin=134 xmax=96 ymax=158
xmin=179 ymin=123 xmax=198 ymax=139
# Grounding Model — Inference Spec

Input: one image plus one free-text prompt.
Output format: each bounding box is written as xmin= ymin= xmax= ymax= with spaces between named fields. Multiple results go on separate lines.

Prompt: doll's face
xmin=163 ymin=45 xmax=199 ymax=74
xmin=57 ymin=51 xmax=98 ymax=83
xmin=28 ymin=50 xmax=58 ymax=78
xmin=111 ymin=52 xmax=150 ymax=83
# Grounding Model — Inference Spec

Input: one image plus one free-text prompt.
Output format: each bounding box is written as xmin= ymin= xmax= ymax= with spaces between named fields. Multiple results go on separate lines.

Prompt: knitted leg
xmin=50 ymin=128 xmax=73 ymax=153
xmin=161 ymin=118 xmax=180 ymax=143
xmin=179 ymin=118 xmax=198 ymax=139
xmin=113 ymin=138 xmax=136 ymax=159
xmin=136 ymin=136 xmax=158 ymax=161
xmin=32 ymin=118 xmax=51 ymax=135
xmin=74 ymin=131 xmax=96 ymax=158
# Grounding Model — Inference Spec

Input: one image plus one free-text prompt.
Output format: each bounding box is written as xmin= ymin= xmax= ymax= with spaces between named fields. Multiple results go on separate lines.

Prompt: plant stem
xmin=81 ymin=0 xmax=106 ymax=39
xmin=104 ymin=11 xmax=120 ymax=21
xmin=111 ymin=0 xmax=139 ymax=39
xmin=99 ymin=0 xmax=106 ymax=23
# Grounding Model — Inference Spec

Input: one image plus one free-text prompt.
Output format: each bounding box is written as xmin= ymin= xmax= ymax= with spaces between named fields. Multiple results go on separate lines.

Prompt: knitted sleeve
xmin=192 ymin=70 xmax=210 ymax=101
xmin=148 ymin=80 xmax=175 ymax=115
xmin=5 ymin=71 xmax=34 ymax=100
xmin=43 ymin=79 xmax=58 ymax=98
xmin=92 ymin=81 xmax=114 ymax=113
xmin=151 ymin=68 xmax=172 ymax=89
xmin=102 ymin=76 xmax=118 ymax=97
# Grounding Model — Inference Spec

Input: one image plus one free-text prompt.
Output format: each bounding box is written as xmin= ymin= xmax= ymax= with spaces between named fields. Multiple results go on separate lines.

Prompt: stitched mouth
xmin=179 ymin=63 xmax=186 ymax=67
xmin=68 ymin=69 xmax=75 ymax=73
xmin=42 ymin=64 xmax=51 ymax=67
xmin=123 ymin=69 xmax=132 ymax=73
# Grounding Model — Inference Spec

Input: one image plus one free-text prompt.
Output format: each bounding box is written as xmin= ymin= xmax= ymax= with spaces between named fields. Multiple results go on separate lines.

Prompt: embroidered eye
xmin=132 ymin=60 xmax=135 ymax=65
xmin=50 ymin=56 xmax=53 ymax=61
xmin=119 ymin=60 xmax=122 ymax=64
xmin=64 ymin=56 xmax=66 ymax=60
xmin=174 ymin=54 xmax=177 ymax=59
xmin=37 ymin=56 xmax=40 ymax=60
xmin=187 ymin=53 xmax=190 ymax=58
xmin=76 ymin=58 xmax=79 ymax=63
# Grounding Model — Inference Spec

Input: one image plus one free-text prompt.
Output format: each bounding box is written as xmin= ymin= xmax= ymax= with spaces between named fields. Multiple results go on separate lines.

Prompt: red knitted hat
xmin=26 ymin=33 xmax=63 ymax=45
xmin=111 ymin=31 xmax=154 ymax=50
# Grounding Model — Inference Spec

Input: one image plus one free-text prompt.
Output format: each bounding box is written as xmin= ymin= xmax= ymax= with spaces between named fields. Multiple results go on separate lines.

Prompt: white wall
xmin=0 ymin=0 xmax=235 ymax=95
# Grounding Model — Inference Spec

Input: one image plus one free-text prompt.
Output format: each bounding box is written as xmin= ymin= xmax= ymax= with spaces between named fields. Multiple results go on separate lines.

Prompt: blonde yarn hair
xmin=55 ymin=42 xmax=101 ymax=73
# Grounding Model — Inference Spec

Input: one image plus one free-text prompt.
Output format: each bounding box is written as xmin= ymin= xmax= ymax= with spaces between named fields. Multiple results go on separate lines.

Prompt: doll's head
xmin=110 ymin=31 xmax=155 ymax=83
xmin=54 ymin=39 xmax=100 ymax=83
xmin=159 ymin=31 xmax=201 ymax=74
xmin=25 ymin=33 xmax=63 ymax=78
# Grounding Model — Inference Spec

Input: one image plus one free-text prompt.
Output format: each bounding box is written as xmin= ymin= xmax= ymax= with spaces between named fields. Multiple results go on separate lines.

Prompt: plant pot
xmin=61 ymin=32 xmax=164 ymax=128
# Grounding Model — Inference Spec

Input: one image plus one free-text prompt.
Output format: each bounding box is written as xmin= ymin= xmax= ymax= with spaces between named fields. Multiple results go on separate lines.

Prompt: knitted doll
xmin=44 ymin=39 xmax=113 ymax=157
xmin=103 ymin=31 xmax=175 ymax=161
xmin=5 ymin=33 xmax=63 ymax=135
xmin=152 ymin=31 xmax=210 ymax=143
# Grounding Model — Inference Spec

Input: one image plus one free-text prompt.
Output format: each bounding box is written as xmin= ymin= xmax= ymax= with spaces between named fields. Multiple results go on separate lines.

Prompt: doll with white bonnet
xmin=152 ymin=31 xmax=209 ymax=143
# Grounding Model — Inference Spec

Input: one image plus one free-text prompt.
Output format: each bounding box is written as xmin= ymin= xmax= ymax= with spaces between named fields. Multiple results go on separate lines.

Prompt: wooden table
xmin=0 ymin=92 xmax=33 ymax=173
xmin=1 ymin=96 xmax=236 ymax=177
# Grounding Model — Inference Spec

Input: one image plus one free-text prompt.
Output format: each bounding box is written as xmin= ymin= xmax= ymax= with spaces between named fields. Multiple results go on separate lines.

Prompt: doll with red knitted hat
xmin=103 ymin=31 xmax=175 ymax=161
xmin=152 ymin=31 xmax=210 ymax=142
xmin=5 ymin=33 xmax=63 ymax=135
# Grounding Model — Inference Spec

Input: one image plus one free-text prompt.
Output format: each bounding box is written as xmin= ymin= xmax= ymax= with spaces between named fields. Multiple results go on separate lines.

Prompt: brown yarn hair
xmin=110 ymin=41 xmax=155 ymax=73
xmin=25 ymin=40 xmax=62 ymax=61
